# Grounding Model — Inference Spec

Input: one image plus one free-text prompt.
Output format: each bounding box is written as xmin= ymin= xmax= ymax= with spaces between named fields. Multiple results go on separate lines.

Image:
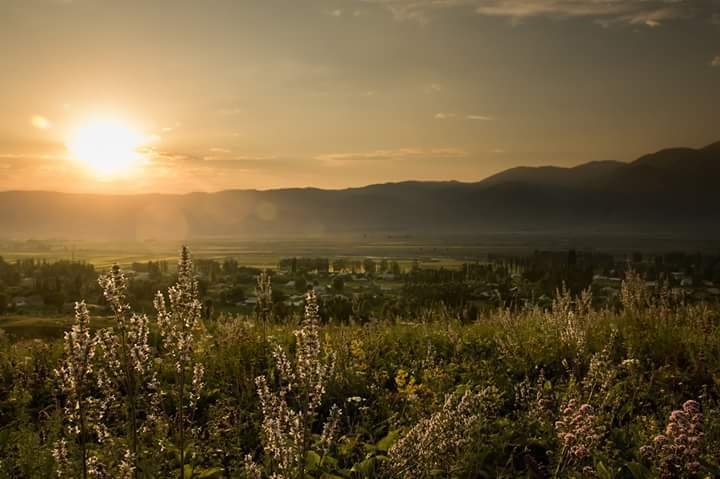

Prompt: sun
xmin=66 ymin=119 xmax=149 ymax=177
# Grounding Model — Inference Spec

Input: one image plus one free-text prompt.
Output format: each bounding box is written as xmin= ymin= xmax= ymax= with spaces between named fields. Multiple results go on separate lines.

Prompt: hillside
xmin=0 ymin=142 xmax=718 ymax=240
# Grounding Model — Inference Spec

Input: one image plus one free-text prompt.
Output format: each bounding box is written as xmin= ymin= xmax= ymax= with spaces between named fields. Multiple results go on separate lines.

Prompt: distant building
xmin=592 ymin=275 xmax=622 ymax=288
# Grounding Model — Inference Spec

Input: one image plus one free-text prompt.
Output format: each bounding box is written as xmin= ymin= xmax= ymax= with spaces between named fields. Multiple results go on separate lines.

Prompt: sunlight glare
xmin=67 ymin=119 xmax=149 ymax=177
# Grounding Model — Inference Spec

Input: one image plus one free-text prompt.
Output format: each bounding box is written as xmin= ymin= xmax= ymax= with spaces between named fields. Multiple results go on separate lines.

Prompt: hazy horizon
xmin=0 ymin=138 xmax=717 ymax=196
xmin=2 ymin=0 xmax=720 ymax=194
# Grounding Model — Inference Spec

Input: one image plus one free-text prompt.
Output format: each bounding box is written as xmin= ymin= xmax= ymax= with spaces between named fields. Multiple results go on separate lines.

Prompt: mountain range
xmin=1 ymin=141 xmax=719 ymax=240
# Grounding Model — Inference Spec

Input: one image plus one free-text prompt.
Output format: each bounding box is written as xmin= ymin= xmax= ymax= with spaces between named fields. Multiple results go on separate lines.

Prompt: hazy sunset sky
xmin=2 ymin=0 xmax=719 ymax=193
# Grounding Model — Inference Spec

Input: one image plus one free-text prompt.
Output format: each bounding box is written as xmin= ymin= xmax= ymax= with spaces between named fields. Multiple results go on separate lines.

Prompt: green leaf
xmin=196 ymin=467 xmax=224 ymax=478
xmin=351 ymin=457 xmax=376 ymax=477
xmin=625 ymin=462 xmax=650 ymax=479
xmin=321 ymin=454 xmax=339 ymax=469
xmin=375 ymin=430 xmax=399 ymax=452
xmin=306 ymin=450 xmax=322 ymax=471
xmin=595 ymin=462 xmax=612 ymax=479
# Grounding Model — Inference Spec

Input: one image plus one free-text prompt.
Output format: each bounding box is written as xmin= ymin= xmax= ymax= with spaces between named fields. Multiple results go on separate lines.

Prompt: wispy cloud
xmin=466 ymin=114 xmax=493 ymax=121
xmin=316 ymin=147 xmax=467 ymax=162
xmin=474 ymin=0 xmax=688 ymax=27
xmin=711 ymin=56 xmax=720 ymax=67
xmin=425 ymin=83 xmax=443 ymax=93
xmin=435 ymin=112 xmax=493 ymax=121
xmin=362 ymin=0 xmax=697 ymax=27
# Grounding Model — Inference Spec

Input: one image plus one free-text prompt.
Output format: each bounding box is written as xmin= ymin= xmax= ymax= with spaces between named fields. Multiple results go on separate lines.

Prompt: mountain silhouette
xmin=1 ymin=142 xmax=718 ymax=240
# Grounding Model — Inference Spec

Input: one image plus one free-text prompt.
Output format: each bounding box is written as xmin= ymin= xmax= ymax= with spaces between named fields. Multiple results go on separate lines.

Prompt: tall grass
xmin=0 ymin=250 xmax=719 ymax=478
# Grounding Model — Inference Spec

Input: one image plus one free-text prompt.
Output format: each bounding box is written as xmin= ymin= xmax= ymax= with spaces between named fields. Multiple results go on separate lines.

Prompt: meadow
xmin=1 ymin=248 xmax=719 ymax=478
xmin=0 ymin=238 xmax=476 ymax=271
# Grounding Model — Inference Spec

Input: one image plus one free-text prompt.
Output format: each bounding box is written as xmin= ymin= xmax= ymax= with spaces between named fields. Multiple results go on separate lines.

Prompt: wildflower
xmin=515 ymin=369 xmax=553 ymax=424
xmin=395 ymin=368 xmax=420 ymax=401
xmin=349 ymin=338 xmax=368 ymax=375
xmin=642 ymin=400 xmax=704 ymax=479
xmin=387 ymin=386 xmax=501 ymax=478
xmin=319 ymin=404 xmax=343 ymax=452
xmin=243 ymin=454 xmax=262 ymax=479
xmin=547 ymin=285 xmax=591 ymax=354
xmin=54 ymin=301 xmax=99 ymax=479
xmin=554 ymin=399 xmax=604 ymax=474
xmin=583 ymin=341 xmax=617 ymax=406
xmin=117 ymin=449 xmax=136 ymax=479
xmin=51 ymin=438 xmax=70 ymax=478
xmin=154 ymin=246 xmax=206 ymax=478
xmin=621 ymin=358 xmax=640 ymax=368
xmin=95 ymin=264 xmax=156 ymax=476
xmin=621 ymin=269 xmax=649 ymax=312
xmin=246 ymin=290 xmax=341 ymax=479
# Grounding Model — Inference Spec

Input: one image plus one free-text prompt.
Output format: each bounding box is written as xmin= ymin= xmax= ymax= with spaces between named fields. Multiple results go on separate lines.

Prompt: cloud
xmin=712 ymin=56 xmax=720 ymax=67
xmin=209 ymin=147 xmax=232 ymax=154
xmin=466 ymin=114 xmax=493 ymax=121
xmin=435 ymin=113 xmax=493 ymax=120
xmin=316 ymin=147 xmax=468 ymax=162
xmin=362 ymin=0 xmax=697 ymax=27
xmin=325 ymin=9 xmax=343 ymax=17
xmin=425 ymin=83 xmax=443 ymax=93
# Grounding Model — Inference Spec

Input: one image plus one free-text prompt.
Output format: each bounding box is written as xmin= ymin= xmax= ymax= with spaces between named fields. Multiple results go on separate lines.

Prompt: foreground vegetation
xmin=1 ymin=248 xmax=719 ymax=478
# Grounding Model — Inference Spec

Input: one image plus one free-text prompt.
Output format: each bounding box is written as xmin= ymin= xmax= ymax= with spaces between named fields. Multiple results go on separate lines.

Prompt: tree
xmin=332 ymin=276 xmax=345 ymax=292
xmin=295 ymin=277 xmax=308 ymax=293
xmin=363 ymin=258 xmax=376 ymax=275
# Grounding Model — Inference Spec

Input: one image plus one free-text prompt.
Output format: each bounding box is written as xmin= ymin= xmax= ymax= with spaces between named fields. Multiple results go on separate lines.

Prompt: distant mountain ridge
xmin=1 ymin=142 xmax=718 ymax=240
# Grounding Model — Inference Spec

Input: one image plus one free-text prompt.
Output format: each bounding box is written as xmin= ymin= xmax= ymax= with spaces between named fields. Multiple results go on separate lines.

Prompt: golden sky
xmin=1 ymin=0 xmax=719 ymax=193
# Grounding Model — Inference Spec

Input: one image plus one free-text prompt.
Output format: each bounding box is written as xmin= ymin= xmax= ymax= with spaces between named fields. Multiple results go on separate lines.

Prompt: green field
xmin=0 ymin=315 xmax=114 ymax=340
xmin=0 ymin=238 xmax=476 ymax=271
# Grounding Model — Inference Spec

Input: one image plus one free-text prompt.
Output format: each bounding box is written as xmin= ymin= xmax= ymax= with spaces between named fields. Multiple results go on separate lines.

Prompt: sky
xmin=1 ymin=0 xmax=719 ymax=193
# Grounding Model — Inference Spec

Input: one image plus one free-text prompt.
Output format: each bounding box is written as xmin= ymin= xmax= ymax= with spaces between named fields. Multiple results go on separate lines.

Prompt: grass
xmin=0 ymin=315 xmax=114 ymax=340
xmin=1 ymin=270 xmax=719 ymax=478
